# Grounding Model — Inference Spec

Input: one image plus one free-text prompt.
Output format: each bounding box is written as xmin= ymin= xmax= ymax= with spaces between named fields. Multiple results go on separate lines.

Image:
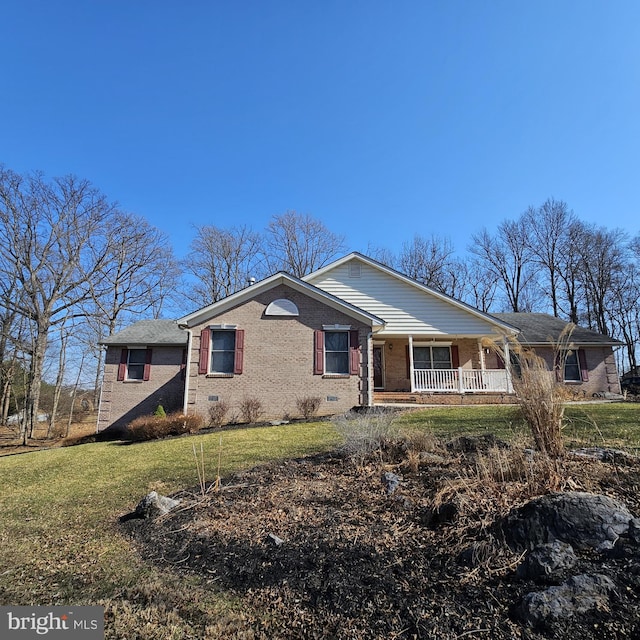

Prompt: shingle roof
xmin=493 ymin=313 xmax=622 ymax=346
xmin=101 ymin=319 xmax=187 ymax=346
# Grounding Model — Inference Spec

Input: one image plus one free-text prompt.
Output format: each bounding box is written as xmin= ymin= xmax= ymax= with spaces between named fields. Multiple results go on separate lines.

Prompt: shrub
xmin=127 ymin=412 xmax=205 ymax=441
xmin=239 ymin=397 xmax=264 ymax=424
xmin=296 ymin=396 xmax=322 ymax=420
xmin=153 ymin=405 xmax=166 ymax=418
xmin=208 ymin=401 xmax=230 ymax=428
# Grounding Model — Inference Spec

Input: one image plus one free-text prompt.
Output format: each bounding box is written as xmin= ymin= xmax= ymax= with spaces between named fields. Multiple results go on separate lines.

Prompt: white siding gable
xmin=308 ymin=260 xmax=503 ymax=336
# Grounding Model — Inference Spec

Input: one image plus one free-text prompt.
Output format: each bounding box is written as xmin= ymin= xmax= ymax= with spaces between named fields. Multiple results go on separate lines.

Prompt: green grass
xmin=397 ymin=402 xmax=640 ymax=451
xmin=0 ymin=403 xmax=639 ymax=638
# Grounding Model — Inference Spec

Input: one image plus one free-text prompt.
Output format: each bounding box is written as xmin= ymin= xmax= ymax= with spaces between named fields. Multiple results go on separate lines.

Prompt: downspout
xmin=179 ymin=325 xmax=193 ymax=415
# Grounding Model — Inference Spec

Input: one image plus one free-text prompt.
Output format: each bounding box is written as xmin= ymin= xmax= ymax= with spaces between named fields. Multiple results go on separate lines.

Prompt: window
xmin=117 ymin=348 xmax=152 ymax=381
xmin=325 ymin=331 xmax=349 ymax=374
xmin=314 ymin=328 xmax=359 ymax=376
xmin=198 ymin=327 xmax=244 ymax=375
xmin=557 ymin=348 xmax=588 ymax=383
xmin=564 ymin=350 xmax=581 ymax=382
xmin=211 ymin=330 xmax=236 ymax=374
xmin=413 ymin=345 xmax=452 ymax=370
xmin=126 ymin=349 xmax=147 ymax=380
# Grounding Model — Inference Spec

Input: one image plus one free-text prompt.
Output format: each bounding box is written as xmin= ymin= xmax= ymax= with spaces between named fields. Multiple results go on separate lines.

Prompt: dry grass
xmin=483 ymin=326 xmax=578 ymax=458
xmin=332 ymin=410 xmax=398 ymax=467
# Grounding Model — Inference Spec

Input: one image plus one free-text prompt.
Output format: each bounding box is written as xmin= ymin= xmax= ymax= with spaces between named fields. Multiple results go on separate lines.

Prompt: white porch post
xmin=366 ymin=332 xmax=373 ymax=407
xmin=408 ymin=335 xmax=415 ymax=392
xmin=503 ymin=336 xmax=513 ymax=393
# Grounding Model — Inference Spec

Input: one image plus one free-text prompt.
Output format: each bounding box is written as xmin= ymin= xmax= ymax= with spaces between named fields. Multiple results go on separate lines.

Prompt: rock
xmin=519 ymin=573 xmax=616 ymax=627
xmin=267 ymin=533 xmax=284 ymax=546
xmin=418 ymin=452 xmax=448 ymax=465
xmin=629 ymin=518 xmax=640 ymax=545
xmin=516 ymin=541 xmax=577 ymax=580
xmin=383 ymin=471 xmax=401 ymax=495
xmin=499 ymin=492 xmax=635 ymax=551
xmin=134 ymin=491 xmax=181 ymax=519
xmin=570 ymin=447 xmax=638 ymax=465
xmin=591 ymin=392 xmax=624 ymax=400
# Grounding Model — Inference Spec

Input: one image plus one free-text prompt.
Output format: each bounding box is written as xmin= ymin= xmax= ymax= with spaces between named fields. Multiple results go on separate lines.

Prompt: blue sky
xmin=2 ymin=1 xmax=639 ymax=261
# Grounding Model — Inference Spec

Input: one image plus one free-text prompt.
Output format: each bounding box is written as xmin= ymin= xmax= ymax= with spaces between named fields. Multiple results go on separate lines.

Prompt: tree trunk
xmin=24 ymin=326 xmax=49 ymax=444
xmin=48 ymin=332 xmax=67 ymax=438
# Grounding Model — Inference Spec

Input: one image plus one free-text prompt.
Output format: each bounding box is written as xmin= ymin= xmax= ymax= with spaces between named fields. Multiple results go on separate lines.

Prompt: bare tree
xmin=264 ymin=211 xmax=345 ymax=278
xmin=470 ymin=218 xmax=541 ymax=312
xmin=185 ymin=224 xmax=264 ymax=304
xmin=574 ymin=223 xmax=628 ymax=336
xmin=524 ymin=199 xmax=578 ymax=317
xmin=364 ymin=242 xmax=398 ymax=269
xmin=0 ymin=168 xmax=116 ymax=442
xmin=80 ymin=211 xmax=180 ymax=405
xmin=463 ymin=258 xmax=499 ymax=312
xmin=398 ymin=235 xmax=456 ymax=293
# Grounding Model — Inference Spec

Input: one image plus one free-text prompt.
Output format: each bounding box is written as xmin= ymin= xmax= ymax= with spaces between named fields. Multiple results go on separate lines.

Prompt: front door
xmin=373 ymin=346 xmax=384 ymax=390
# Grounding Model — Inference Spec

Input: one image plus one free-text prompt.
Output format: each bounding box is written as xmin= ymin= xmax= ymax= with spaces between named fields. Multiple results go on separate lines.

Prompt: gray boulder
xmin=134 ymin=491 xmax=181 ymax=519
xmin=519 ymin=573 xmax=616 ymax=627
xmin=570 ymin=447 xmax=638 ymax=466
xmin=383 ymin=471 xmax=401 ymax=495
xmin=516 ymin=541 xmax=577 ymax=580
xmin=500 ymin=491 xmax=634 ymax=551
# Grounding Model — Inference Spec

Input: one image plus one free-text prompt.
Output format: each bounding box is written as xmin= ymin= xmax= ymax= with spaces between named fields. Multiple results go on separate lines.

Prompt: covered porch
xmin=370 ymin=334 xmax=514 ymax=401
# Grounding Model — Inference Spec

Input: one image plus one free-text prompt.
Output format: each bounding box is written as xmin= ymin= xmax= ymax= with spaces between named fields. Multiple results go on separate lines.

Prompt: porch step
xmin=374 ymin=392 xmax=418 ymax=404
xmin=373 ymin=391 xmax=517 ymax=406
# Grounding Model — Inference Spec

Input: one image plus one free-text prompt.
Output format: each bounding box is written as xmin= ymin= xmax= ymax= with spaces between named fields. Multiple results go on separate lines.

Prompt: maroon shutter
xmin=578 ymin=348 xmax=589 ymax=382
xmin=117 ymin=348 xmax=128 ymax=381
xmin=406 ymin=345 xmax=410 ymax=379
xmin=234 ymin=329 xmax=245 ymax=374
xmin=349 ymin=330 xmax=359 ymax=375
xmin=496 ymin=353 xmax=505 ymax=370
xmin=143 ymin=348 xmax=153 ymax=381
xmin=451 ymin=345 xmax=460 ymax=369
xmin=198 ymin=328 xmax=211 ymax=374
xmin=314 ymin=330 xmax=324 ymax=375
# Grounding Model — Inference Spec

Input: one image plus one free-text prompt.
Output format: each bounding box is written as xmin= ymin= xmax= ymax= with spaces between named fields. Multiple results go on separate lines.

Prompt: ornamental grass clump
xmin=333 ymin=409 xmax=398 ymax=467
xmin=511 ymin=348 xmax=565 ymax=458
xmin=485 ymin=324 xmax=576 ymax=459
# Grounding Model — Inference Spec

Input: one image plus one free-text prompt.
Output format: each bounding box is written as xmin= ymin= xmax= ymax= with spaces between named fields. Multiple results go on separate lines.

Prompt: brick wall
xmin=97 ymin=345 xmax=185 ymax=431
xmin=185 ymin=284 xmax=370 ymax=422
xmin=534 ymin=345 xmax=621 ymax=397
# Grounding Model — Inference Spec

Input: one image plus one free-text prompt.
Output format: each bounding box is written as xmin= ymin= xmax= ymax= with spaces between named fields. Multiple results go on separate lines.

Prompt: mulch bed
xmin=120 ymin=438 xmax=640 ymax=639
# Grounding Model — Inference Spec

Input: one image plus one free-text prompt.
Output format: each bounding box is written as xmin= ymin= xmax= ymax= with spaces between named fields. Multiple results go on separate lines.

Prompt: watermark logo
xmin=1 ymin=607 xmax=103 ymax=639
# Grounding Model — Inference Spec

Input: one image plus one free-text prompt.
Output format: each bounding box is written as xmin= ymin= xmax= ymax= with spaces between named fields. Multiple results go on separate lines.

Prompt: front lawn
xmin=0 ymin=402 xmax=638 ymax=638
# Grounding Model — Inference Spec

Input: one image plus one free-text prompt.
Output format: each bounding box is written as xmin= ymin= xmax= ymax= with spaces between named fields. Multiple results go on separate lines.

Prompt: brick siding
xmin=97 ymin=346 xmax=185 ymax=431
xmin=185 ymin=284 xmax=370 ymax=423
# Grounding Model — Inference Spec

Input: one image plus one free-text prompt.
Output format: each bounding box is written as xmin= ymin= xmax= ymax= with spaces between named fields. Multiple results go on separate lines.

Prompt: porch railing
xmin=413 ymin=368 xmax=512 ymax=393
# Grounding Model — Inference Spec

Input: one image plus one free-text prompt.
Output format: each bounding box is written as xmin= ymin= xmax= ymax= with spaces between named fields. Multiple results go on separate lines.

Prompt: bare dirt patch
xmin=0 ymin=414 xmax=97 ymax=456
xmin=120 ymin=437 xmax=640 ymax=639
